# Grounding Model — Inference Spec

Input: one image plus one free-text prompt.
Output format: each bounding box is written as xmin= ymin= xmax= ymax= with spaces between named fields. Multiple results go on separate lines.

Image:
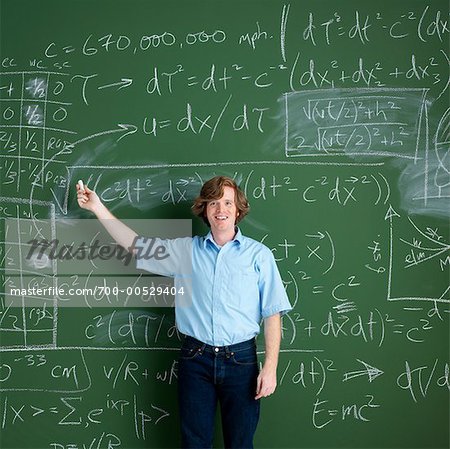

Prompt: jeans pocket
xmin=179 ymin=344 xmax=203 ymax=360
xmin=231 ymin=347 xmax=257 ymax=366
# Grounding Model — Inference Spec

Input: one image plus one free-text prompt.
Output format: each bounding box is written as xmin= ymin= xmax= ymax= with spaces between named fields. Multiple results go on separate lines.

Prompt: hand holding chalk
xmin=76 ymin=179 xmax=104 ymax=215
xmin=76 ymin=179 xmax=101 ymax=213
xmin=76 ymin=179 xmax=88 ymax=207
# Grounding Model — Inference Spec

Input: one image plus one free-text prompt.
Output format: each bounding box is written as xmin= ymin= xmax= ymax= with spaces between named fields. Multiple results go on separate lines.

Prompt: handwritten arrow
xmin=69 ymin=123 xmax=137 ymax=147
xmin=176 ymin=179 xmax=190 ymax=186
xmin=98 ymin=78 xmax=133 ymax=90
xmin=343 ymin=359 xmax=384 ymax=383
xmin=116 ymin=123 xmax=138 ymax=141
xmin=305 ymin=232 xmax=325 ymax=239
xmin=385 ymin=205 xmax=401 ymax=221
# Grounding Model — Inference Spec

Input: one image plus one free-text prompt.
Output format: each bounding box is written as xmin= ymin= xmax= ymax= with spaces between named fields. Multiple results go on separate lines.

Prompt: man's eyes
xmin=208 ymin=201 xmax=234 ymax=207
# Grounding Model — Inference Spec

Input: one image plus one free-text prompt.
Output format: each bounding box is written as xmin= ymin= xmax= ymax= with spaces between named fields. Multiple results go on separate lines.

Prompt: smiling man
xmin=77 ymin=175 xmax=292 ymax=449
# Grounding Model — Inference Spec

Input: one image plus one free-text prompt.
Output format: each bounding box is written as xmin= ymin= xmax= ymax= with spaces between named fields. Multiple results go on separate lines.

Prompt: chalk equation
xmin=284 ymin=88 xmax=427 ymax=159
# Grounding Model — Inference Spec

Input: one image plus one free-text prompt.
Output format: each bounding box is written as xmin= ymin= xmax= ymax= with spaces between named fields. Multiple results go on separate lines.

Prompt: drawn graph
xmin=0 ymin=197 xmax=57 ymax=348
xmin=0 ymin=70 xmax=75 ymax=191
xmin=387 ymin=207 xmax=450 ymax=304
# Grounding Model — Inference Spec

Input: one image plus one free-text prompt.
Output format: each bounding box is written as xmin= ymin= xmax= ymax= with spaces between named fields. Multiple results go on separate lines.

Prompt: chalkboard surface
xmin=0 ymin=1 xmax=449 ymax=448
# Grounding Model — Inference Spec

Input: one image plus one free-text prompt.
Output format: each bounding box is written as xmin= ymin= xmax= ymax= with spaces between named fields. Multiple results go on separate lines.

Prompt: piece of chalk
xmin=78 ymin=180 xmax=85 ymax=192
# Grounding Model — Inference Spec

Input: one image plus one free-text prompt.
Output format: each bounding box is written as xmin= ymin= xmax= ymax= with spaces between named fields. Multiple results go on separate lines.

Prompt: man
xmin=77 ymin=176 xmax=292 ymax=449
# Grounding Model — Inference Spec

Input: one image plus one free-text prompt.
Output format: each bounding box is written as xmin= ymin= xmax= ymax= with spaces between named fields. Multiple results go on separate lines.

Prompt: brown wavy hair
xmin=192 ymin=176 xmax=250 ymax=226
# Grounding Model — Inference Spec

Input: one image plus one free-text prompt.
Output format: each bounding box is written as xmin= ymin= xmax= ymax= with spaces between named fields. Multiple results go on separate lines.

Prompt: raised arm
xmin=76 ymin=183 xmax=138 ymax=253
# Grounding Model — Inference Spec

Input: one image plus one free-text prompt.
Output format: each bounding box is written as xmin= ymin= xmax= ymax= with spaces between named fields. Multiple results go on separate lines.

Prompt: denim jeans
xmin=178 ymin=336 xmax=260 ymax=449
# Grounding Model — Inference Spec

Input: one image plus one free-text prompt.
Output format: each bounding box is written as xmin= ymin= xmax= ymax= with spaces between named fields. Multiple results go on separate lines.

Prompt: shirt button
xmin=214 ymin=347 xmax=219 ymax=353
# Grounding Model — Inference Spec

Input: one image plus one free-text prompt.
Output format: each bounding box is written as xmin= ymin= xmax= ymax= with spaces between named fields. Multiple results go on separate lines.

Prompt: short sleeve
xmin=135 ymin=236 xmax=192 ymax=278
xmin=257 ymin=247 xmax=293 ymax=318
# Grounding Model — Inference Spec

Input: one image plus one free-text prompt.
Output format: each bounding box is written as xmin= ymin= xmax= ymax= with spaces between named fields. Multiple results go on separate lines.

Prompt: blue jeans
xmin=178 ymin=336 xmax=260 ymax=449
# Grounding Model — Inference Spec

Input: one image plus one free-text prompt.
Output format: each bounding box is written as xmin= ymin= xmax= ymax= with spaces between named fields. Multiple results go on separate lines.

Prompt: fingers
xmin=255 ymin=375 xmax=263 ymax=399
xmin=76 ymin=183 xmax=90 ymax=206
xmin=255 ymin=387 xmax=273 ymax=400
xmin=255 ymin=377 xmax=276 ymax=400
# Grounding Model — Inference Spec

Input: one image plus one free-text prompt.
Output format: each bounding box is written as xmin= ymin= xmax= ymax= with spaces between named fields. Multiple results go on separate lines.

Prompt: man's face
xmin=205 ymin=186 xmax=238 ymax=233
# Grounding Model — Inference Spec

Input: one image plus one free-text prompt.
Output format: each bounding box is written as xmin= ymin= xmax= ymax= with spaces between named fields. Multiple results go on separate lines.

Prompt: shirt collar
xmin=204 ymin=227 xmax=243 ymax=248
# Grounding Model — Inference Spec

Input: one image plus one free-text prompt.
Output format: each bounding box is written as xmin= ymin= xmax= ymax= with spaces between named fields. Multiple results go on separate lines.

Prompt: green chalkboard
xmin=0 ymin=0 xmax=449 ymax=448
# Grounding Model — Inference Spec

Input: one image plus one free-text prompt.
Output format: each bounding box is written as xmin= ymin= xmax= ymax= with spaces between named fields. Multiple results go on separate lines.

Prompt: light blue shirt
xmin=135 ymin=228 xmax=292 ymax=346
